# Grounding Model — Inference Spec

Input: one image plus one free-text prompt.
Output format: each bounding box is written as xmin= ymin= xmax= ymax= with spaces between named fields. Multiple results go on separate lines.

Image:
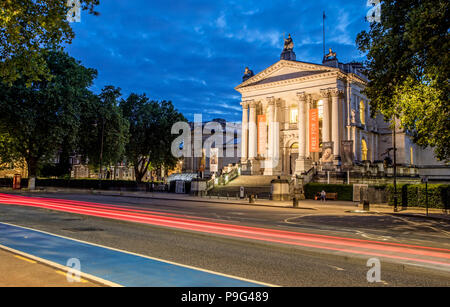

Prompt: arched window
xmin=290 ymin=108 xmax=298 ymax=123
xmin=360 ymin=100 xmax=366 ymax=125
xmin=361 ymin=138 xmax=368 ymax=161
xmin=317 ymin=99 xmax=324 ymax=119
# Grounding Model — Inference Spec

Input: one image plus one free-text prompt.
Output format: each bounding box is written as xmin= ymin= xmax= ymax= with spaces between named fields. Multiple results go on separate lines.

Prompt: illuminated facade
xmin=236 ymin=37 xmax=449 ymax=179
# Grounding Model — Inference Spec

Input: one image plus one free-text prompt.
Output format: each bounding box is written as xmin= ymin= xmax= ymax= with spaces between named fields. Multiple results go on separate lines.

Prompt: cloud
xmin=66 ymin=0 xmax=370 ymax=122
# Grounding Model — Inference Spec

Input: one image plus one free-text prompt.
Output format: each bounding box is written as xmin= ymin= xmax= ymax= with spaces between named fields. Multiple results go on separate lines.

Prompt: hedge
xmin=304 ymin=183 xmax=353 ymax=201
xmin=0 ymin=178 xmax=163 ymax=191
xmin=387 ymin=184 xmax=450 ymax=209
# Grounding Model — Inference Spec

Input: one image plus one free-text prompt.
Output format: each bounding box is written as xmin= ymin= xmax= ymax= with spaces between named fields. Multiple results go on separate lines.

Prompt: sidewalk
xmin=0 ymin=248 xmax=100 ymax=287
xmin=2 ymin=187 xmax=449 ymax=221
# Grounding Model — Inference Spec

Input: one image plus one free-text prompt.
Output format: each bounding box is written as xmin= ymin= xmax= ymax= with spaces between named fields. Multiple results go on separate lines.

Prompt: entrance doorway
xmin=289 ymin=143 xmax=299 ymax=175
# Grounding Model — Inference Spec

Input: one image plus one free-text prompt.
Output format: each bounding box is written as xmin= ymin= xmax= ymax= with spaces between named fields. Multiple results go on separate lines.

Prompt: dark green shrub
xmin=0 ymin=177 xmax=162 ymax=191
xmin=387 ymin=183 xmax=449 ymax=209
xmin=304 ymin=183 xmax=353 ymax=201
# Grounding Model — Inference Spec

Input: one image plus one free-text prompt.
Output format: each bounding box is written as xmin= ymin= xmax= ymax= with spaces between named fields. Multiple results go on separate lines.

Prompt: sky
xmin=66 ymin=0 xmax=371 ymax=122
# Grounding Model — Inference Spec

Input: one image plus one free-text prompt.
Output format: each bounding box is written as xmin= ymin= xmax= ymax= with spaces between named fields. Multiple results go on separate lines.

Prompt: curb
xmin=386 ymin=212 xmax=450 ymax=222
xmin=0 ymin=244 xmax=120 ymax=287
xmin=4 ymin=189 xmax=311 ymax=210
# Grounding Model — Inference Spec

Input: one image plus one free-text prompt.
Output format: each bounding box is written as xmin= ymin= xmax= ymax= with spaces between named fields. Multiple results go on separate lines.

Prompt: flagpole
xmin=323 ymin=11 xmax=326 ymax=57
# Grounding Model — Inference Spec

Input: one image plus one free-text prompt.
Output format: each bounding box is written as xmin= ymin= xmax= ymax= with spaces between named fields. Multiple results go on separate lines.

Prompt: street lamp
xmin=393 ymin=117 xmax=398 ymax=212
xmin=93 ymin=117 xmax=106 ymax=189
xmin=99 ymin=117 xmax=105 ymax=189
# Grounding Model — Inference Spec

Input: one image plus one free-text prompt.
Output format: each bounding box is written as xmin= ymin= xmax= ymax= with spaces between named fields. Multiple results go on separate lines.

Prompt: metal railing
xmin=206 ymin=164 xmax=241 ymax=191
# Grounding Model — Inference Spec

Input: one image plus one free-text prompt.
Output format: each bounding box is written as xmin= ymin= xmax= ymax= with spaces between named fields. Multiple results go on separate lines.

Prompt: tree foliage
xmin=0 ymin=50 xmax=97 ymax=178
xmin=77 ymin=86 xmax=129 ymax=169
xmin=0 ymin=0 xmax=99 ymax=86
xmin=121 ymin=94 xmax=186 ymax=183
xmin=356 ymin=0 xmax=449 ymax=161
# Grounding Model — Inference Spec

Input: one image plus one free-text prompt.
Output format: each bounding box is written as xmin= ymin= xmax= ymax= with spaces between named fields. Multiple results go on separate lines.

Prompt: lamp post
xmin=99 ymin=117 xmax=105 ymax=189
xmin=393 ymin=117 xmax=398 ymax=212
xmin=93 ymin=117 xmax=106 ymax=189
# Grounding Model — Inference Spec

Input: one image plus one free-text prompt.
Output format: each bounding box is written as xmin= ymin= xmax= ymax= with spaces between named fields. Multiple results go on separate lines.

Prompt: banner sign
xmin=210 ymin=148 xmax=219 ymax=173
xmin=309 ymin=109 xmax=320 ymax=152
xmin=321 ymin=141 xmax=334 ymax=170
xmin=341 ymin=140 xmax=354 ymax=171
xmin=257 ymin=115 xmax=267 ymax=156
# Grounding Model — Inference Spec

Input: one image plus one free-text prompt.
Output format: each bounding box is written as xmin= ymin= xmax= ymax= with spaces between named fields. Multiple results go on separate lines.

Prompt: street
xmin=0 ymin=192 xmax=449 ymax=287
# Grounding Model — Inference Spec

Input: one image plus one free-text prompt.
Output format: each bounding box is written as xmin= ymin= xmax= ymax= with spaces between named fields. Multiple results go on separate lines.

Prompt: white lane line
xmin=0 ymin=221 xmax=278 ymax=287
xmin=0 ymin=244 xmax=121 ymax=287
xmin=355 ymin=231 xmax=393 ymax=242
xmin=327 ymin=265 xmax=345 ymax=271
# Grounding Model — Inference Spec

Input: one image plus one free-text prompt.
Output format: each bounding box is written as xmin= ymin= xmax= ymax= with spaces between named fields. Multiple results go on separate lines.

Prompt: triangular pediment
xmin=235 ymin=60 xmax=339 ymax=91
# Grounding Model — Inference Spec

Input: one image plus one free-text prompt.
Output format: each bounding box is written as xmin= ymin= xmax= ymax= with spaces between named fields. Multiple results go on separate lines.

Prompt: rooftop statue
xmin=283 ymin=34 xmax=294 ymax=51
xmin=280 ymin=33 xmax=296 ymax=61
xmin=242 ymin=67 xmax=254 ymax=82
xmin=324 ymin=48 xmax=337 ymax=60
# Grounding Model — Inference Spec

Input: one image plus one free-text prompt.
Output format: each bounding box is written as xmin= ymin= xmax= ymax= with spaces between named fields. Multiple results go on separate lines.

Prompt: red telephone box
xmin=13 ymin=174 xmax=21 ymax=190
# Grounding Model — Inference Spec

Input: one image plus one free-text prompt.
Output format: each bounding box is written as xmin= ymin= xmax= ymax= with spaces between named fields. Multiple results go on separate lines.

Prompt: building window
xmin=317 ymin=100 xmax=324 ymax=119
xmin=290 ymin=108 xmax=298 ymax=123
xmin=361 ymin=138 xmax=368 ymax=161
xmin=410 ymin=147 xmax=414 ymax=165
xmin=360 ymin=100 xmax=366 ymax=125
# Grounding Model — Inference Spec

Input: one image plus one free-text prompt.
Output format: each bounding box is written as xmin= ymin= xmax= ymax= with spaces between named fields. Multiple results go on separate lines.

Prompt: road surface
xmin=0 ymin=192 xmax=448 ymax=286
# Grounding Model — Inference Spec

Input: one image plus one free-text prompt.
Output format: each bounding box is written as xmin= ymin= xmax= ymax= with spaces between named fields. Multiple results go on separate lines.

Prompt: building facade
xmin=181 ymin=118 xmax=240 ymax=177
xmin=236 ymin=36 xmax=449 ymax=179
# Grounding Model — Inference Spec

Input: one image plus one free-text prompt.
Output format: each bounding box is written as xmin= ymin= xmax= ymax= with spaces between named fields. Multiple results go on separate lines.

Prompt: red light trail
xmin=0 ymin=193 xmax=449 ymax=269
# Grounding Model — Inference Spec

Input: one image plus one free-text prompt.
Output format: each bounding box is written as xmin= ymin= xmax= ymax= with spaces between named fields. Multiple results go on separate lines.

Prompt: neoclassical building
xmin=236 ymin=35 xmax=448 ymax=179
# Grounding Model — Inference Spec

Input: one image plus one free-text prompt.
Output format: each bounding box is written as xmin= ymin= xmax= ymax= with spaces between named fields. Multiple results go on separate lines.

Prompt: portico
xmin=236 ymin=35 xmax=374 ymax=176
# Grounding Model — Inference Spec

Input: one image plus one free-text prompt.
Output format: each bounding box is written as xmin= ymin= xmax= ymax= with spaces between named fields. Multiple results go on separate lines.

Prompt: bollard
xmin=293 ymin=197 xmax=298 ymax=208
xmin=249 ymin=194 xmax=255 ymax=204
xmin=363 ymin=200 xmax=370 ymax=211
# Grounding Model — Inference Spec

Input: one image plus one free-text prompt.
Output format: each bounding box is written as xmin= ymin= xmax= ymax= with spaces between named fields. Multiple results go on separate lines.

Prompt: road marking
xmin=14 ymin=254 xmax=37 ymax=264
xmin=1 ymin=195 xmax=449 ymax=272
xmin=1 ymin=244 xmax=120 ymax=287
xmin=54 ymin=270 xmax=89 ymax=283
xmin=393 ymin=215 xmax=450 ymax=237
xmin=0 ymin=222 xmax=276 ymax=287
xmin=327 ymin=265 xmax=345 ymax=271
xmin=355 ymin=231 xmax=393 ymax=242
xmin=283 ymin=214 xmax=313 ymax=224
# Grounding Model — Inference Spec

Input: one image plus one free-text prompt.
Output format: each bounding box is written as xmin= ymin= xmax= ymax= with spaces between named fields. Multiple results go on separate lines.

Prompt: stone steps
xmin=226 ymin=175 xmax=290 ymax=187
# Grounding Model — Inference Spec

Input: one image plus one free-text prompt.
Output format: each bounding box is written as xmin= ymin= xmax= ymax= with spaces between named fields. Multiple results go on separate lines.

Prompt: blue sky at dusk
xmin=66 ymin=0 xmax=371 ymax=122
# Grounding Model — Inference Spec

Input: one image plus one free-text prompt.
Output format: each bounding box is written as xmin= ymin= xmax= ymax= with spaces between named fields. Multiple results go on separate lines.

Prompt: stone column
xmin=267 ymin=97 xmax=275 ymax=161
xmin=346 ymin=82 xmax=352 ymax=140
xmin=330 ymin=88 xmax=343 ymax=160
xmin=320 ymin=89 xmax=331 ymax=143
xmin=305 ymin=95 xmax=311 ymax=158
xmin=240 ymin=102 xmax=249 ymax=162
xmin=274 ymin=100 xmax=281 ymax=173
xmin=248 ymin=101 xmax=257 ymax=160
xmin=297 ymin=92 xmax=306 ymax=158
xmin=264 ymin=98 xmax=275 ymax=175
xmin=283 ymin=102 xmax=289 ymax=130
xmin=295 ymin=92 xmax=312 ymax=174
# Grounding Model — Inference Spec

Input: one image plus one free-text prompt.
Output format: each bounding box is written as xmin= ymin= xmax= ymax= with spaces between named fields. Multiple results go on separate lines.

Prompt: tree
xmin=77 ymin=86 xmax=129 ymax=172
xmin=356 ymin=0 xmax=449 ymax=161
xmin=121 ymin=94 xmax=186 ymax=183
xmin=0 ymin=132 xmax=19 ymax=170
xmin=0 ymin=50 xmax=97 ymax=185
xmin=0 ymin=0 xmax=99 ymax=86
